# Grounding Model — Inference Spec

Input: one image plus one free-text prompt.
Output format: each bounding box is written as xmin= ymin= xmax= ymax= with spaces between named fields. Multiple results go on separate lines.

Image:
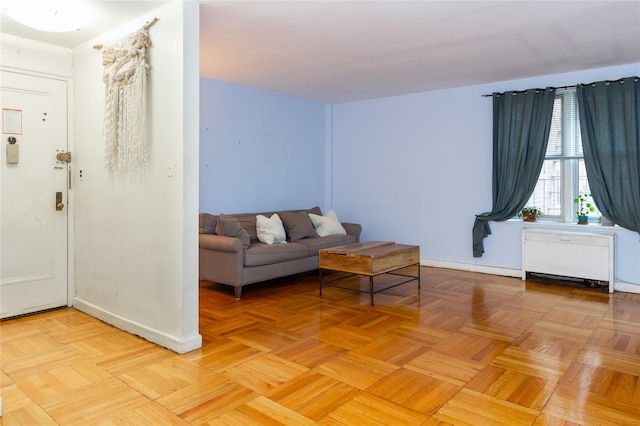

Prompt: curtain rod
xmin=481 ymin=84 xmax=574 ymax=97
xmin=481 ymin=76 xmax=639 ymax=97
xmin=93 ymin=17 xmax=159 ymax=50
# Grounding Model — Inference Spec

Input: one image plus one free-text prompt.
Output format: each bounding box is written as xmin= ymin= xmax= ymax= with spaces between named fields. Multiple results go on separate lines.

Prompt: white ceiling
xmin=2 ymin=1 xmax=639 ymax=103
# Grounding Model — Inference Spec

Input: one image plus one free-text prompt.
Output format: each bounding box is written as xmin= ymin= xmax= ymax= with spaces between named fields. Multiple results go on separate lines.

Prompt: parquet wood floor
xmin=2 ymin=267 xmax=640 ymax=425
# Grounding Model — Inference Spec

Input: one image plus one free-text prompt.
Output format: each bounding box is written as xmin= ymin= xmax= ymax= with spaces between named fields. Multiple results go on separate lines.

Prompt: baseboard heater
xmin=522 ymin=229 xmax=615 ymax=293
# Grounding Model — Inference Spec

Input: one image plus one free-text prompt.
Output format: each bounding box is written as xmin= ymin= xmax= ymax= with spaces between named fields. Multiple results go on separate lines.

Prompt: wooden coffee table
xmin=318 ymin=241 xmax=420 ymax=306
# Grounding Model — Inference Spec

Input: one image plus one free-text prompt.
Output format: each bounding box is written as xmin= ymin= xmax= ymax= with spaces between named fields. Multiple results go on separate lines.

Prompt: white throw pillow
xmin=308 ymin=210 xmax=347 ymax=237
xmin=256 ymin=213 xmax=287 ymax=244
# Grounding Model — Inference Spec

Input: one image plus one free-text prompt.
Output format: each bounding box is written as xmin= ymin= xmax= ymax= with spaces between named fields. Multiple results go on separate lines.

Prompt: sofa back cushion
xmin=199 ymin=207 xmax=322 ymax=243
xmin=228 ymin=214 xmax=261 ymax=241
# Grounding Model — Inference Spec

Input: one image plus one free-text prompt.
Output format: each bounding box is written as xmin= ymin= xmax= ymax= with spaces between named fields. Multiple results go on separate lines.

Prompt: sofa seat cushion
xmin=244 ymin=242 xmax=310 ymax=267
xmin=296 ymin=234 xmax=357 ymax=256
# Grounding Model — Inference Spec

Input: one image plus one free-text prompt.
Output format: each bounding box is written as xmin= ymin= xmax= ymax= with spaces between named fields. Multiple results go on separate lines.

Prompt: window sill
xmin=505 ymin=218 xmax=625 ymax=233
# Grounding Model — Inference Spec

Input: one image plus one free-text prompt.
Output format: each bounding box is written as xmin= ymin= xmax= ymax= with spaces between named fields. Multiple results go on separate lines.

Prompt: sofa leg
xmin=234 ymin=286 xmax=242 ymax=300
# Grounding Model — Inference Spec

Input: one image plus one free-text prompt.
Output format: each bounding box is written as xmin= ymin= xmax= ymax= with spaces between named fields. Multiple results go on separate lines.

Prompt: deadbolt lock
xmin=56 ymin=152 xmax=71 ymax=163
xmin=56 ymin=192 xmax=64 ymax=211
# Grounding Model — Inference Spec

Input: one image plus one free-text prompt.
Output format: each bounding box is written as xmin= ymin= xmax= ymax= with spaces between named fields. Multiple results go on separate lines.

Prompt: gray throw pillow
xmin=279 ymin=211 xmax=319 ymax=242
xmin=200 ymin=213 xmax=217 ymax=234
xmin=216 ymin=214 xmax=251 ymax=249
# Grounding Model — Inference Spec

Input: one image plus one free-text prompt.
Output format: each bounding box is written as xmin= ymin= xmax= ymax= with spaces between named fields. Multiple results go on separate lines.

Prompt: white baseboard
xmin=613 ymin=281 xmax=640 ymax=294
xmin=420 ymin=258 xmax=521 ymax=278
xmin=419 ymin=258 xmax=640 ymax=294
xmin=73 ymin=298 xmax=202 ymax=354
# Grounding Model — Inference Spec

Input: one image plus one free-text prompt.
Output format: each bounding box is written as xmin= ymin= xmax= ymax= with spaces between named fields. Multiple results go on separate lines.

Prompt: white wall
xmin=0 ymin=35 xmax=72 ymax=77
xmin=72 ymin=1 xmax=201 ymax=353
xmin=332 ymin=63 xmax=640 ymax=290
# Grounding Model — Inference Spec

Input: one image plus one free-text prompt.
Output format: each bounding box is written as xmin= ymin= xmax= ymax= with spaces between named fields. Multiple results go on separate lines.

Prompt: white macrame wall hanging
xmin=101 ymin=19 xmax=156 ymax=179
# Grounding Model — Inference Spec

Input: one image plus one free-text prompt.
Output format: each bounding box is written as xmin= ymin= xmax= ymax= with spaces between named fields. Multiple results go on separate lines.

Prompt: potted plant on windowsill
xmin=574 ymin=192 xmax=595 ymax=224
xmin=518 ymin=206 xmax=543 ymax=222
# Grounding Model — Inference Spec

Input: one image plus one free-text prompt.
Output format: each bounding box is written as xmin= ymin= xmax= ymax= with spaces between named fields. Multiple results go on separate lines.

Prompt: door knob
xmin=56 ymin=202 xmax=64 ymax=211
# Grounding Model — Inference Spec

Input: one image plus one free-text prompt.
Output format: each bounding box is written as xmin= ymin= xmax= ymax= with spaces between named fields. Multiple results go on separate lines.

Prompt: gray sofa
xmin=199 ymin=206 xmax=362 ymax=298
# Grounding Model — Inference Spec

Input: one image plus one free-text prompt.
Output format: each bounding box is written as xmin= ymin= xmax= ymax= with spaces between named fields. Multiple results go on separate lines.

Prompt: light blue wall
xmin=330 ymin=86 xmax=490 ymax=249
xmin=331 ymin=63 xmax=640 ymax=285
xmin=199 ymin=78 xmax=326 ymax=214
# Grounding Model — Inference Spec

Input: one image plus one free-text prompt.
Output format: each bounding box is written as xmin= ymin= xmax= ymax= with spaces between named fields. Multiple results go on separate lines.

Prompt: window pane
xmin=578 ymin=159 xmax=601 ymax=218
xmin=546 ymin=98 xmax=563 ymax=156
xmin=546 ymin=91 xmax=582 ymax=159
xmin=563 ymin=91 xmax=582 ymax=158
xmin=578 ymin=159 xmax=590 ymax=195
xmin=528 ymin=159 xmax=562 ymax=216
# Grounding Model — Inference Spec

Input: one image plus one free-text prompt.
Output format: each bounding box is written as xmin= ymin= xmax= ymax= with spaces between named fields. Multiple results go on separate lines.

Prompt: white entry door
xmin=1 ymin=70 xmax=69 ymax=319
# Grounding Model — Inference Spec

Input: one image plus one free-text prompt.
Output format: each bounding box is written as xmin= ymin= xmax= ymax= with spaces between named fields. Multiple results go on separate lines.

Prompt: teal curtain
xmin=577 ymin=77 xmax=640 ymax=233
xmin=473 ymin=88 xmax=556 ymax=257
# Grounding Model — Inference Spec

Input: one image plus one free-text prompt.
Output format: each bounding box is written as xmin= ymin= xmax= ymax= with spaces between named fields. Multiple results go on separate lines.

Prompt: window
xmin=525 ymin=89 xmax=600 ymax=222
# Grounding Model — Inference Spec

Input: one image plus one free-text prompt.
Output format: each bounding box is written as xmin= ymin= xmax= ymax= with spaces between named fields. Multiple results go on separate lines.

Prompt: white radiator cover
xmin=522 ymin=229 xmax=615 ymax=293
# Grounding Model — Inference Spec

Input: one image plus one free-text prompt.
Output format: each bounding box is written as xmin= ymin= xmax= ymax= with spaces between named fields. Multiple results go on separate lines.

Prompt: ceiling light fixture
xmin=0 ymin=0 xmax=92 ymax=32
